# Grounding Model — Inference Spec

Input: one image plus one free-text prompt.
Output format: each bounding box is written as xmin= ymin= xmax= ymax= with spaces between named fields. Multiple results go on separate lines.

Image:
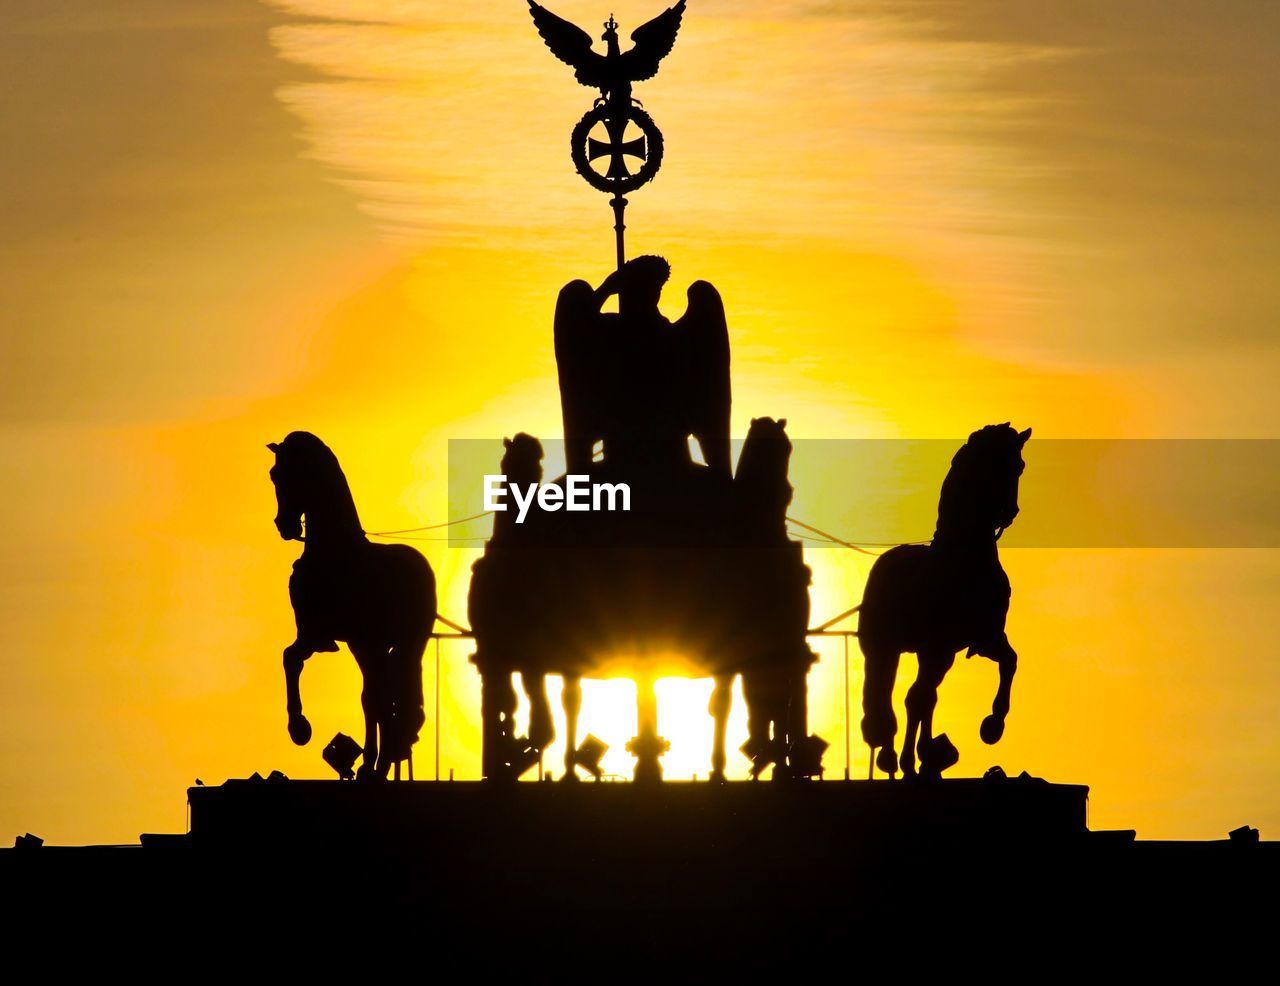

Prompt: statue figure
xmin=492 ymin=3 xmax=826 ymax=782
xmin=553 ymin=255 xmax=731 ymax=481
xmin=468 ymin=262 xmax=824 ymax=782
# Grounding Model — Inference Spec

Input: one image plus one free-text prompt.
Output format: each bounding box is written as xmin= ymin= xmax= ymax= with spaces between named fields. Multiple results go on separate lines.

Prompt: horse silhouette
xmin=268 ymin=432 xmax=437 ymax=780
xmin=859 ymin=423 xmax=1030 ymax=779
xmin=469 ymin=432 xmax=557 ymax=777
xmin=731 ymin=416 xmax=825 ymax=779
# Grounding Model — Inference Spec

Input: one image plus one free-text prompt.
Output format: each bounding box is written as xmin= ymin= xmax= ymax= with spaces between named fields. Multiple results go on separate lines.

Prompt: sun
xmin=513 ymin=673 xmax=752 ymax=781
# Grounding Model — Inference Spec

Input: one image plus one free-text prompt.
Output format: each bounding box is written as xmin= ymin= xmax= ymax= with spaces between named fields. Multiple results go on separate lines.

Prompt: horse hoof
xmin=876 ymin=747 xmax=898 ymax=776
xmin=790 ymin=735 xmax=829 ymax=778
xmin=923 ymin=733 xmax=960 ymax=773
xmin=560 ymin=768 xmax=581 ymax=783
xmin=708 ymin=769 xmax=727 ymax=785
xmin=287 ymin=714 xmax=312 ymax=746
xmin=980 ymin=715 xmax=1005 ymax=744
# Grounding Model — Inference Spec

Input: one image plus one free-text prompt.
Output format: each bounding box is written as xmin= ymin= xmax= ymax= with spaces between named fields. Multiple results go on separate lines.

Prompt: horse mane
xmin=279 ymin=430 xmax=338 ymax=465
xmin=278 ymin=432 xmax=347 ymax=488
xmin=278 ymin=431 xmax=363 ymax=541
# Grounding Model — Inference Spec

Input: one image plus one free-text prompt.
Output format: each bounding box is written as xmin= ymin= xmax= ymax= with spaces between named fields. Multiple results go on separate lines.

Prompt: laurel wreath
xmin=571 ymin=105 xmax=665 ymax=195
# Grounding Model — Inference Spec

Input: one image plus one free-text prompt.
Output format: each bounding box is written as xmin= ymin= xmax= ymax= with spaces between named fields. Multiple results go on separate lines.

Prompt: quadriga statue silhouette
xmin=859 ymin=424 xmax=1030 ymax=780
xmin=268 ymin=432 xmax=437 ymax=780
xmin=468 ymin=256 xmax=823 ymax=782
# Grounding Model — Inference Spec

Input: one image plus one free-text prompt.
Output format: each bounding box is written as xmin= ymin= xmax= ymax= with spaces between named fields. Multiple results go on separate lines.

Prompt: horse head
xmin=501 ymin=432 xmax=544 ymax=488
xmin=936 ymin=423 xmax=1031 ymax=543
xmin=733 ymin=417 xmax=793 ymax=540
xmin=737 ymin=415 xmax=791 ymax=472
xmin=267 ymin=432 xmax=354 ymax=543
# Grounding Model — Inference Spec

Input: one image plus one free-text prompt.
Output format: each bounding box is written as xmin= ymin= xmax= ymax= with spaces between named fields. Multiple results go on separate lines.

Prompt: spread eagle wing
xmin=553 ymin=279 xmax=604 ymax=475
xmin=675 ymin=279 xmax=732 ymax=481
xmin=620 ymin=0 xmax=686 ymax=82
xmin=527 ymin=1 xmax=608 ymax=88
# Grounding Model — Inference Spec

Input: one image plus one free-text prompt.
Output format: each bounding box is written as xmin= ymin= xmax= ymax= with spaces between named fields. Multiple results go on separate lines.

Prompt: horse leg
xmin=479 ymin=670 xmax=518 ymax=779
xmin=740 ymin=671 xmax=770 ymax=779
xmin=360 ymin=679 xmax=380 ymax=781
xmin=901 ymin=661 xmax=929 ymax=780
xmin=524 ymin=672 xmax=555 ymax=754
xmin=709 ymin=674 xmax=733 ymax=783
xmin=908 ymin=651 xmax=956 ymax=780
xmin=860 ymin=642 xmax=900 ymax=778
xmin=350 ymin=643 xmax=381 ymax=780
xmin=900 ymin=714 xmax=919 ymax=780
xmin=785 ymin=667 xmax=803 ymax=768
xmin=980 ymin=635 xmax=1018 ymax=745
xmin=760 ymin=672 xmax=787 ymax=783
xmin=768 ymin=696 xmax=789 ymax=783
xmin=785 ymin=664 xmax=824 ymax=779
xmin=283 ymin=642 xmax=314 ymax=746
xmin=283 ymin=562 xmax=339 ymax=747
xmin=490 ymin=670 xmax=549 ymax=780
xmin=561 ymin=674 xmax=582 ymax=782
xmin=373 ymin=655 xmax=399 ymax=781
xmin=385 ymin=634 xmax=427 ymax=768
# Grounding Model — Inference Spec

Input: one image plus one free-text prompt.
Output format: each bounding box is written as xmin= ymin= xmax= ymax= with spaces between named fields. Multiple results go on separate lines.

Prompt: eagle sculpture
xmin=528 ymin=0 xmax=686 ymax=106
xmin=553 ymin=254 xmax=731 ymax=480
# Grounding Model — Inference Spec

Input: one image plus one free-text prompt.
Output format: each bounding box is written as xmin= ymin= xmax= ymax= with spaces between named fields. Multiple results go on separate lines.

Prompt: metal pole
xmin=844 ymin=634 xmax=851 ymax=781
xmin=434 ymin=636 xmax=441 ymax=782
xmin=611 ymin=194 xmax=627 ymax=271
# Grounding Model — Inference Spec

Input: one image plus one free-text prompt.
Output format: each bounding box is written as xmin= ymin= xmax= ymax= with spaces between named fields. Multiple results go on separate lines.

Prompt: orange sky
xmin=1 ymin=1 xmax=1277 ymax=843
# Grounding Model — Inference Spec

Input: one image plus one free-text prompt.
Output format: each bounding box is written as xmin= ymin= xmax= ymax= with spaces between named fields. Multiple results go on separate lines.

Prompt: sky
xmin=0 ymin=0 xmax=1277 ymax=843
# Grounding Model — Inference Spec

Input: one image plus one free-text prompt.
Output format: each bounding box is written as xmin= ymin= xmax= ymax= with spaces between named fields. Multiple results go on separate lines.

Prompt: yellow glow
xmin=3 ymin=1 xmax=1279 ymax=845
xmin=508 ymin=675 xmax=750 ymax=782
